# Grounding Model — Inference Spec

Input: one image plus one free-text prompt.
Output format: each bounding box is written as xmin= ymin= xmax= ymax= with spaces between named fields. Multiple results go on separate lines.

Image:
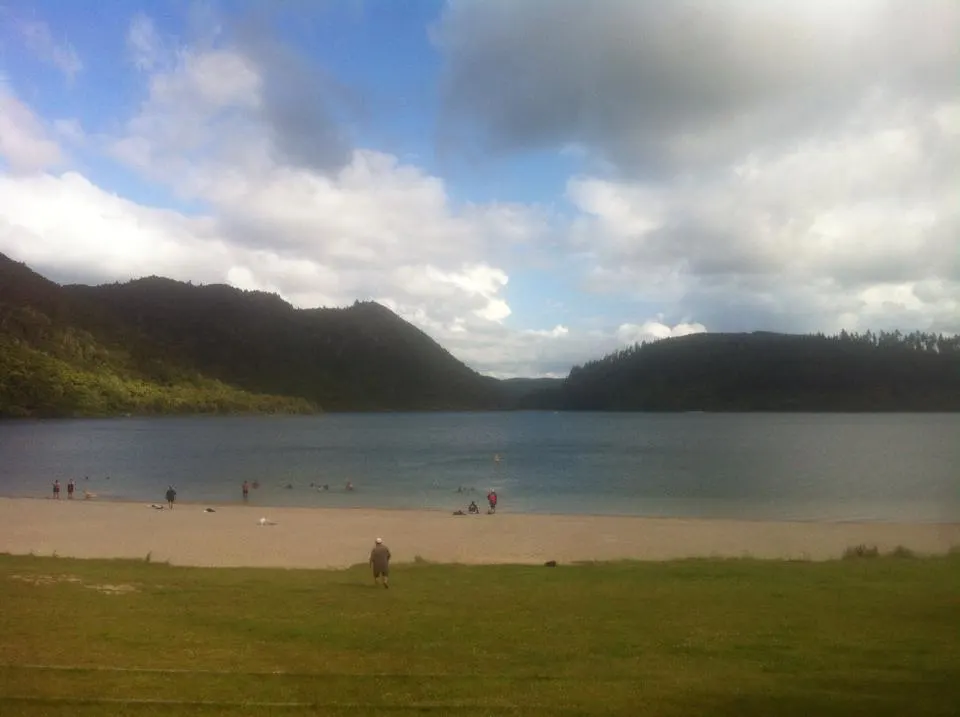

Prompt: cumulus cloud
xmin=435 ymin=0 xmax=959 ymax=173
xmin=568 ymin=91 xmax=960 ymax=334
xmin=0 ymin=171 xmax=226 ymax=282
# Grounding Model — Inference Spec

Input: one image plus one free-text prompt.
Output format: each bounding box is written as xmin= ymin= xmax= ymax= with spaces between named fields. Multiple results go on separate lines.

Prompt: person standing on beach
xmin=242 ymin=481 xmax=249 ymax=502
xmin=165 ymin=486 xmax=177 ymax=509
xmin=52 ymin=480 xmax=61 ymax=499
xmin=67 ymin=479 xmax=75 ymax=499
xmin=487 ymin=490 xmax=498 ymax=513
xmin=369 ymin=538 xmax=391 ymax=589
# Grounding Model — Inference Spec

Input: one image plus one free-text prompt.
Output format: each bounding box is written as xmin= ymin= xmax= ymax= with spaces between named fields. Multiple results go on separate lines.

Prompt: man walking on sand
xmin=165 ymin=485 xmax=177 ymax=510
xmin=369 ymin=538 xmax=391 ymax=589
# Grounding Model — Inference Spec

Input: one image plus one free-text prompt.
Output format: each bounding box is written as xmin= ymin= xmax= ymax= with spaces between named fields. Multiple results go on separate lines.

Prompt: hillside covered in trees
xmin=0 ymin=253 xmax=504 ymax=417
xmin=4 ymin=252 xmax=958 ymax=417
xmin=520 ymin=331 xmax=960 ymax=412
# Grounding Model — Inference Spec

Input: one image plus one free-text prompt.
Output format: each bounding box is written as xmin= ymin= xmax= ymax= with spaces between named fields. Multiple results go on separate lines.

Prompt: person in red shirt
xmin=487 ymin=490 xmax=498 ymax=513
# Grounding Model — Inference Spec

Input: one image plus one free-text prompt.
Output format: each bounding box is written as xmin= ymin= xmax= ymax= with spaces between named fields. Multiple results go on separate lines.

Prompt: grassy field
xmin=1 ymin=552 xmax=958 ymax=716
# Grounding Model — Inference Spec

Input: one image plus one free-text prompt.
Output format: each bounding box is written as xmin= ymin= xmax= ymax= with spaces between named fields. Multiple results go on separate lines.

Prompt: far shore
xmin=2 ymin=497 xmax=957 ymax=569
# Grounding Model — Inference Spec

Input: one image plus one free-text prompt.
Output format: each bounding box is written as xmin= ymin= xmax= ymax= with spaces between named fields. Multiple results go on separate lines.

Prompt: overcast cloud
xmin=438 ymin=0 xmax=960 ymax=338
xmin=436 ymin=0 xmax=958 ymax=173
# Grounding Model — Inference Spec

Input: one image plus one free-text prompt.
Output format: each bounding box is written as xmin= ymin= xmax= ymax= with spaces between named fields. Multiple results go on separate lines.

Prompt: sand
xmin=1 ymin=497 xmax=957 ymax=569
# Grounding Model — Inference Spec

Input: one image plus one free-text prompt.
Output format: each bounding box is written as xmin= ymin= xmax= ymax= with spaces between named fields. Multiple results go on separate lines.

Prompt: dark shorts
xmin=372 ymin=568 xmax=389 ymax=578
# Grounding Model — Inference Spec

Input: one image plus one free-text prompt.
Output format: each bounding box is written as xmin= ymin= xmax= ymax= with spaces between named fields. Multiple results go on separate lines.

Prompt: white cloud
xmin=0 ymin=147 xmax=658 ymax=379
xmin=0 ymin=172 xmax=225 ymax=281
xmin=15 ymin=19 xmax=82 ymax=80
xmin=527 ymin=325 xmax=568 ymax=339
xmin=616 ymin=322 xmax=706 ymax=345
xmin=568 ymin=93 xmax=960 ymax=335
xmin=0 ymin=85 xmax=63 ymax=173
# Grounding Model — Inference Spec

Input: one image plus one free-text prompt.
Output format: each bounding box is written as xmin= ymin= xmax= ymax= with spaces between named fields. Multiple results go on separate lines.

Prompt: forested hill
xmin=7 ymin=251 xmax=957 ymax=417
xmin=0 ymin=253 xmax=505 ymax=417
xmin=520 ymin=331 xmax=960 ymax=412
xmin=65 ymin=278 xmax=503 ymax=411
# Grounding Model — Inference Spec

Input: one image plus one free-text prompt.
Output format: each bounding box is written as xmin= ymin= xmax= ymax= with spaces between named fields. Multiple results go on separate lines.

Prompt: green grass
xmin=1 ymin=553 xmax=958 ymax=716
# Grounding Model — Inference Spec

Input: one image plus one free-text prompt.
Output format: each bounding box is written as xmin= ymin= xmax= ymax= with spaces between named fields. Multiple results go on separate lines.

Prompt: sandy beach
xmin=1 ymin=497 xmax=957 ymax=568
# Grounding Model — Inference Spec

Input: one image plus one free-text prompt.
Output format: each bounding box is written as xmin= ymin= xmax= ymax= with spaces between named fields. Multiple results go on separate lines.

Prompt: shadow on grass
xmin=705 ymin=671 xmax=960 ymax=717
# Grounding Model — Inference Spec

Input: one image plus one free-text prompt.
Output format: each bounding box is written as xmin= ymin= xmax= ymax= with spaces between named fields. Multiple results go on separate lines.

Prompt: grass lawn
xmin=1 ymin=552 xmax=958 ymax=716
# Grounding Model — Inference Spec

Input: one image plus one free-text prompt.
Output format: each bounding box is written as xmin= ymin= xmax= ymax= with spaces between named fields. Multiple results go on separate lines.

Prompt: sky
xmin=0 ymin=1 xmax=957 ymax=378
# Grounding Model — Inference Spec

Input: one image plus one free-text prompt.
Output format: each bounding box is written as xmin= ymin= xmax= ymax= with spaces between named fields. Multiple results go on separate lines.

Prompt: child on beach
xmin=67 ymin=479 xmax=75 ymax=499
xmin=165 ymin=486 xmax=177 ymax=509
xmin=52 ymin=480 xmax=60 ymax=499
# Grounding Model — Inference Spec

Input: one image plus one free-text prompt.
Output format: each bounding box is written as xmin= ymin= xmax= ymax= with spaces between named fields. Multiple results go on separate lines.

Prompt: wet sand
xmin=1 ymin=497 xmax=957 ymax=568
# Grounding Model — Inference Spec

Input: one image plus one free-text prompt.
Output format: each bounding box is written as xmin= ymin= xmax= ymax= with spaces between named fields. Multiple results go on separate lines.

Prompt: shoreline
xmin=2 ymin=498 xmax=957 ymax=569
xmin=3 ymin=493 xmax=957 ymax=526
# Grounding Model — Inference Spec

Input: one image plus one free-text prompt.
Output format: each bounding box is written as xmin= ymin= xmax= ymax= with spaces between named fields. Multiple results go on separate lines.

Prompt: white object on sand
xmin=259 ymin=517 xmax=276 ymax=526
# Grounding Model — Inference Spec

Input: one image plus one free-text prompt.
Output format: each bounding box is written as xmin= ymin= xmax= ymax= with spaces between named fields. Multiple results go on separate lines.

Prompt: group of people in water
xmin=238 ymin=479 xmax=358 ymax=500
xmin=53 ymin=454 xmax=505 ymax=514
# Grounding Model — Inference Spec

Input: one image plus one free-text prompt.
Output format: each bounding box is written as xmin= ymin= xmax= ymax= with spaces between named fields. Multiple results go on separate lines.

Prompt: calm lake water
xmin=0 ymin=413 xmax=957 ymax=522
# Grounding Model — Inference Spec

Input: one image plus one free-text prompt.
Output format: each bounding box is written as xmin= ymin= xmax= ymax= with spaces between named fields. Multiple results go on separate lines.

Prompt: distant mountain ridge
xmin=520 ymin=331 xmax=960 ymax=412
xmin=0 ymin=253 xmax=506 ymax=417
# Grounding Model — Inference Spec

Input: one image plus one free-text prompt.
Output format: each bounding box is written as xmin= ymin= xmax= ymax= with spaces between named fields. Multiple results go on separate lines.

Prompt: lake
xmin=0 ymin=412 xmax=957 ymax=522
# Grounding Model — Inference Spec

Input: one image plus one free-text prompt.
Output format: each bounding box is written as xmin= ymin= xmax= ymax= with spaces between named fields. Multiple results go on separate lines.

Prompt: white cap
xmin=375 ymin=537 xmax=383 ymax=544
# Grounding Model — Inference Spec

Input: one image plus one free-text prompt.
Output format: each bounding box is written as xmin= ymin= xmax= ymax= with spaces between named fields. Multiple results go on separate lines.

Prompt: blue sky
xmin=1 ymin=1 xmax=957 ymax=376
